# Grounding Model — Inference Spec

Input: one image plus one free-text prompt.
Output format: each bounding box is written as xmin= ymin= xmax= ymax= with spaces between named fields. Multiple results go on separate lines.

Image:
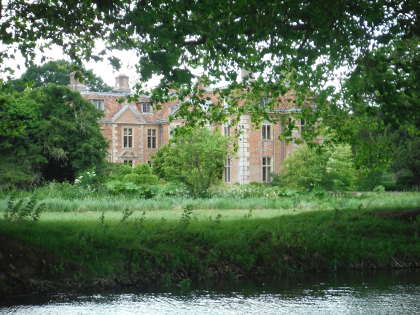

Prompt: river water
xmin=1 ymin=271 xmax=419 ymax=314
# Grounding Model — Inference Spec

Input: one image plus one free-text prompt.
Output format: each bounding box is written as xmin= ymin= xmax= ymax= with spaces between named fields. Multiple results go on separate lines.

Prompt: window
xmin=262 ymin=157 xmax=272 ymax=183
xmin=224 ymin=157 xmax=231 ymax=183
xmin=224 ymin=124 xmax=231 ymax=137
xmin=260 ymin=97 xmax=269 ymax=108
xmin=91 ymin=99 xmax=104 ymax=111
xmin=124 ymin=160 xmax=133 ymax=167
xmin=141 ymin=102 xmax=152 ymax=113
xmin=300 ymin=119 xmax=305 ymax=132
xmin=123 ymin=128 xmax=133 ymax=148
xmin=147 ymin=129 xmax=157 ymax=149
xmin=262 ymin=124 xmax=271 ymax=140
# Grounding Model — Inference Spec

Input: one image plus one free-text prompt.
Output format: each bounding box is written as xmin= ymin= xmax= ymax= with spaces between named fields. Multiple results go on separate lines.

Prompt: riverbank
xmin=1 ymin=204 xmax=419 ymax=298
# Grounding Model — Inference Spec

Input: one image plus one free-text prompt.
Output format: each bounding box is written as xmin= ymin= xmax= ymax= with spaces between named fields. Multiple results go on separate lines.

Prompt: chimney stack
xmin=114 ymin=74 xmax=130 ymax=93
xmin=69 ymin=71 xmax=87 ymax=91
xmin=240 ymin=68 xmax=252 ymax=82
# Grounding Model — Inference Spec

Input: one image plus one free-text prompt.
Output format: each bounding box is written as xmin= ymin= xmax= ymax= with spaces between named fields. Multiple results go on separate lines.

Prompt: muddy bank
xmin=1 ymin=233 xmax=419 ymax=299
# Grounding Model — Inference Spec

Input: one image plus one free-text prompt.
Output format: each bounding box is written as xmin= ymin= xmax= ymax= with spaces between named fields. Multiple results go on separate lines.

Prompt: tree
xmin=331 ymin=38 xmax=420 ymax=188
xmin=1 ymin=1 xmax=418 ymax=100
xmin=0 ymin=84 xmax=108 ymax=187
xmin=152 ymin=128 xmax=229 ymax=196
xmin=9 ymin=60 xmax=112 ymax=92
xmin=1 ymin=1 xmax=419 ymax=169
xmin=278 ymin=144 xmax=358 ymax=191
xmin=392 ymin=135 xmax=420 ymax=189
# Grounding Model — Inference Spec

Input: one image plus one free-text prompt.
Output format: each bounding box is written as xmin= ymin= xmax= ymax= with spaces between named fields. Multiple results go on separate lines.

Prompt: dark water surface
xmin=1 ymin=271 xmax=420 ymax=314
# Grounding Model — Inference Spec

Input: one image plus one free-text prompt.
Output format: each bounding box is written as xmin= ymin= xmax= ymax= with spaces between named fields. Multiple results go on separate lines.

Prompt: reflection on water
xmin=2 ymin=271 xmax=420 ymax=314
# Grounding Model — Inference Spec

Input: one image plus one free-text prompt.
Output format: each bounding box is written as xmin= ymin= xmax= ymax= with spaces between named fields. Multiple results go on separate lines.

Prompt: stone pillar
xmin=238 ymin=115 xmax=250 ymax=184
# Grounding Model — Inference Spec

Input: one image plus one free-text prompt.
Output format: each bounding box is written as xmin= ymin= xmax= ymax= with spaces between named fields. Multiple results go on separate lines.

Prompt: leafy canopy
xmin=1 ymin=1 xmax=419 ymax=167
xmin=0 ymin=84 xmax=108 ymax=187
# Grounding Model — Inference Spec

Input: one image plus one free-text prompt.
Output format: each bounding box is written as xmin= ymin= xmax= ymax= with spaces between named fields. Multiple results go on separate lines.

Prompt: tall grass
xmin=1 ymin=191 xmax=419 ymax=213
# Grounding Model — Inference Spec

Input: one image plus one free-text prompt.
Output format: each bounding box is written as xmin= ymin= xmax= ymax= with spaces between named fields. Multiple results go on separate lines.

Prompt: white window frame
xmin=262 ymin=157 xmax=272 ymax=183
xmin=224 ymin=157 xmax=231 ymax=183
xmin=123 ymin=128 xmax=133 ymax=148
xmin=91 ymin=99 xmax=105 ymax=111
xmin=141 ymin=102 xmax=152 ymax=113
xmin=147 ymin=128 xmax=157 ymax=149
xmin=262 ymin=124 xmax=271 ymax=140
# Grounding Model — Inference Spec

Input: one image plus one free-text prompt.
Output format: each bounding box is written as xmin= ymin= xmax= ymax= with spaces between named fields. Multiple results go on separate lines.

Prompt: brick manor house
xmin=70 ymin=74 xmax=304 ymax=184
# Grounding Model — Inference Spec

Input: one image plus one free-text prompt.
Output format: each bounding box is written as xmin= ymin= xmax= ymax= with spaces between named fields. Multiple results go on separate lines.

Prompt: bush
xmin=74 ymin=168 xmax=100 ymax=191
xmin=133 ymin=163 xmax=153 ymax=175
xmin=153 ymin=182 xmax=190 ymax=198
xmin=35 ymin=181 xmax=93 ymax=200
xmin=277 ymin=144 xmax=358 ymax=191
xmin=0 ymin=157 xmax=39 ymax=190
xmin=123 ymin=173 xmax=142 ymax=184
xmin=105 ymin=180 xmax=140 ymax=195
xmin=123 ymin=173 xmax=159 ymax=186
xmin=137 ymin=174 xmax=159 ymax=185
xmin=152 ymin=128 xmax=229 ymax=197
xmin=357 ymin=170 xmax=397 ymax=191
xmin=106 ymin=163 xmax=133 ymax=180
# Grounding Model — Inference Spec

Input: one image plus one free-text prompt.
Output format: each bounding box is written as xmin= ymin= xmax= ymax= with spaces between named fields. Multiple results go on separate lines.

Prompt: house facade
xmin=71 ymin=74 xmax=303 ymax=184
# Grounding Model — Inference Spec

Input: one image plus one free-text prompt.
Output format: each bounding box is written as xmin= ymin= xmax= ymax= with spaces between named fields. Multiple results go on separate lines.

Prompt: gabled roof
xmin=111 ymin=104 xmax=145 ymax=123
xmin=170 ymin=103 xmax=180 ymax=115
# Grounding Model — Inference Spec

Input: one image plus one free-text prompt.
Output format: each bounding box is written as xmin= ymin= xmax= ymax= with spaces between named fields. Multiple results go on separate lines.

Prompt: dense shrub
xmin=277 ymin=144 xmax=358 ymax=191
xmin=137 ymin=174 xmax=159 ymax=185
xmin=123 ymin=173 xmax=142 ymax=184
xmin=74 ymin=168 xmax=101 ymax=191
xmin=357 ymin=170 xmax=397 ymax=191
xmin=153 ymin=182 xmax=190 ymax=198
xmin=123 ymin=173 xmax=160 ymax=186
xmin=133 ymin=163 xmax=153 ymax=175
xmin=152 ymin=128 xmax=229 ymax=197
xmin=105 ymin=180 xmax=141 ymax=195
xmin=105 ymin=163 xmax=133 ymax=180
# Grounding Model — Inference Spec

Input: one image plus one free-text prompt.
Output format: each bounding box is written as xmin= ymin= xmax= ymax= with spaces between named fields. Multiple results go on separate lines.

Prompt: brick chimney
xmin=69 ymin=71 xmax=87 ymax=91
xmin=240 ymin=68 xmax=251 ymax=81
xmin=114 ymin=74 xmax=130 ymax=93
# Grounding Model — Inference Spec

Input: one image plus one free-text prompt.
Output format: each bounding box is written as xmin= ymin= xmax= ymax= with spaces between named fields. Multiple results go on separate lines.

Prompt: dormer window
xmin=91 ymin=99 xmax=105 ymax=111
xmin=141 ymin=102 xmax=152 ymax=113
